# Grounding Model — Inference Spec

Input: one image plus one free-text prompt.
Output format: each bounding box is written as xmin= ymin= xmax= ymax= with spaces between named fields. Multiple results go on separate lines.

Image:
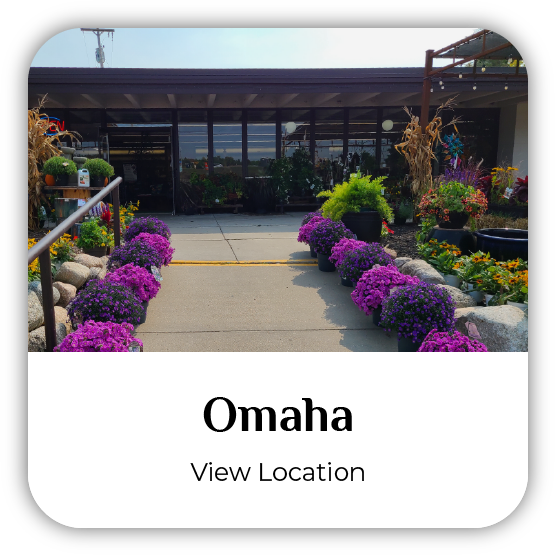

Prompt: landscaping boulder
xmin=384 ymin=247 xmax=397 ymax=258
xmin=28 ymin=323 xmax=68 ymax=352
xmin=99 ymin=255 xmax=109 ymax=266
xmin=54 ymin=306 xmax=71 ymax=334
xmin=399 ymin=259 xmax=446 ymax=285
xmin=394 ymin=257 xmax=412 ymax=270
xmin=88 ymin=266 xmax=107 ymax=281
xmin=28 ymin=280 xmax=60 ymax=306
xmin=74 ymin=253 xmax=105 ymax=269
xmin=53 ymin=281 xmax=77 ymax=308
xmin=28 ymin=291 xmax=43 ymax=332
xmin=437 ymin=285 xmax=477 ymax=309
xmin=53 ymin=262 xmax=90 ymax=289
xmin=454 ymin=305 xmax=528 ymax=352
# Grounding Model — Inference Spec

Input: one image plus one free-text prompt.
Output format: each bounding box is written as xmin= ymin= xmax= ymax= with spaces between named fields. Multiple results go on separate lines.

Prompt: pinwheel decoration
xmin=442 ymin=133 xmax=464 ymax=168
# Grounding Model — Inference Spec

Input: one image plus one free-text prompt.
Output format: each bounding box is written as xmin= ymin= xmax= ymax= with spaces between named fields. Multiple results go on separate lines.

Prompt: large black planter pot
xmin=474 ymin=228 xmax=528 ymax=261
xmin=398 ymin=336 xmax=422 ymax=352
xmin=317 ymin=252 xmax=335 ymax=272
xmin=83 ymin=246 xmax=107 ymax=258
xmin=341 ymin=210 xmax=382 ymax=243
xmin=340 ymin=277 xmax=354 ymax=287
xmin=372 ymin=305 xmax=382 ymax=327
xmin=393 ymin=215 xmax=407 ymax=225
xmin=55 ymin=174 xmax=69 ymax=187
xmin=309 ymin=244 xmax=317 ymax=258
xmin=436 ymin=211 xmax=469 ymax=229
xmin=426 ymin=226 xmax=476 ymax=256
xmin=138 ymin=301 xmax=149 ymax=325
xmin=91 ymin=175 xmax=108 ymax=188
xmin=487 ymin=203 xmax=528 ymax=219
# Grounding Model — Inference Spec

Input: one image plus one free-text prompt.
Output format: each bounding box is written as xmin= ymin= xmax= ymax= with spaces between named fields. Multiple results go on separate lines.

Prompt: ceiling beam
xmin=458 ymin=90 xmax=528 ymax=108
xmin=372 ymin=92 xmax=417 ymax=106
xmin=81 ymin=94 xmax=104 ymax=109
xmin=311 ymin=92 xmax=341 ymax=107
xmin=340 ymin=92 xmax=381 ymax=106
xmin=207 ymin=94 xmax=216 ymax=108
xmin=277 ymin=93 xmax=299 ymax=108
xmin=167 ymin=94 xmax=177 ymax=109
xmin=124 ymin=94 xmax=141 ymax=109
xmin=242 ymin=94 xmax=258 ymax=108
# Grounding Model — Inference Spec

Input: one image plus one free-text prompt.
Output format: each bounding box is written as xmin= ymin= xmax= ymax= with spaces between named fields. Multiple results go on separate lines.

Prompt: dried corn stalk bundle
xmin=395 ymin=97 xmax=461 ymax=198
xmin=28 ymin=95 xmax=80 ymax=229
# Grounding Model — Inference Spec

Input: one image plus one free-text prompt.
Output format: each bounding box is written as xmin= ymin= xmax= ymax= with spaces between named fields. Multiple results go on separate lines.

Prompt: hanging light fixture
xmin=505 ymin=82 xmax=509 ymax=90
xmin=473 ymin=82 xmax=477 ymax=90
xmin=508 ymin=52 xmax=514 ymax=65
xmin=439 ymin=79 xmax=443 ymax=86
xmin=481 ymin=66 xmax=486 ymax=72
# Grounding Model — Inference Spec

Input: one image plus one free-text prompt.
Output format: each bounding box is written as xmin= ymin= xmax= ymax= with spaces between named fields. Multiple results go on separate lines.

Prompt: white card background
xmin=28 ymin=353 xmax=527 ymax=528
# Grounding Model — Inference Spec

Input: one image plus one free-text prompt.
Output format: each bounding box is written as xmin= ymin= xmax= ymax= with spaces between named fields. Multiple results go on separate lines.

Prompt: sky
xmin=30 ymin=28 xmax=480 ymax=69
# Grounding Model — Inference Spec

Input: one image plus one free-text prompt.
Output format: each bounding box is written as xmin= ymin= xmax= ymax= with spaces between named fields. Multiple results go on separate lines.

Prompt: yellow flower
xmin=101 ymin=243 xmax=106 ymax=247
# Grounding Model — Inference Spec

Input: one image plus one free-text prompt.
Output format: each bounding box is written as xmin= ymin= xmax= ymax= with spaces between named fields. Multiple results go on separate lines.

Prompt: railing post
xmin=113 ymin=182 xmax=121 ymax=247
xmin=39 ymin=250 xmax=57 ymax=352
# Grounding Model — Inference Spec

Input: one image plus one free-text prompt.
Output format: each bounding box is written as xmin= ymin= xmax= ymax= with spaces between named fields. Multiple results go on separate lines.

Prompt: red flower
xmin=73 ymin=236 xmax=78 ymax=240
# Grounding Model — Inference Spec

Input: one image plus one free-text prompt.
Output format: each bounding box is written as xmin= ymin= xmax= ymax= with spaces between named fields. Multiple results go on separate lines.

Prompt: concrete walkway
xmin=134 ymin=212 xmax=397 ymax=352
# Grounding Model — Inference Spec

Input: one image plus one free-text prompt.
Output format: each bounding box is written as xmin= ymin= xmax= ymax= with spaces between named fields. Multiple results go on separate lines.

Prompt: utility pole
xmin=80 ymin=28 xmax=115 ymax=68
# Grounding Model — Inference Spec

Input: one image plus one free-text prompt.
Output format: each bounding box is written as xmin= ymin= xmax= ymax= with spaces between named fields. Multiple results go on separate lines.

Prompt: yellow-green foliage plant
xmin=317 ymin=174 xmax=393 ymax=222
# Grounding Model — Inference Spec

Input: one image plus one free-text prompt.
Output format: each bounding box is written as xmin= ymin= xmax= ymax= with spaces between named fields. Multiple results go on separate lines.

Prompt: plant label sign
xmin=150 ymin=266 xmax=163 ymax=282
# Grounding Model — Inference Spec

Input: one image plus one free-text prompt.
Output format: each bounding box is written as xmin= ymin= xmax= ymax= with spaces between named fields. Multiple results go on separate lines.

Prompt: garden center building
xmin=28 ymin=66 xmax=528 ymax=213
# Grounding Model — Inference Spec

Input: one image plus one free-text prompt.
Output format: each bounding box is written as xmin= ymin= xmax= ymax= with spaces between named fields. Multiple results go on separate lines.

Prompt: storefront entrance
xmin=100 ymin=126 xmax=173 ymax=212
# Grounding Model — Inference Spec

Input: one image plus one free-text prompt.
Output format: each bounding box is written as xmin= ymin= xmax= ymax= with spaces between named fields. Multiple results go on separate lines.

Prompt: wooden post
xmin=420 ymin=49 xmax=434 ymax=133
xmin=39 ymin=250 xmax=57 ymax=351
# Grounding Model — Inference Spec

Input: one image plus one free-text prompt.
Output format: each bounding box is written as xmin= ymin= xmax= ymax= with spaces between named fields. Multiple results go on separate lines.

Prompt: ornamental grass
xmin=67 ymin=280 xmax=144 ymax=326
xmin=130 ymin=233 xmax=174 ymax=266
xmin=351 ymin=264 xmax=420 ymax=316
xmin=380 ymin=283 xmax=456 ymax=343
xmin=54 ymin=321 xmax=143 ymax=352
xmin=124 ymin=216 xmax=171 ymax=241
xmin=417 ymin=329 xmax=488 ymax=352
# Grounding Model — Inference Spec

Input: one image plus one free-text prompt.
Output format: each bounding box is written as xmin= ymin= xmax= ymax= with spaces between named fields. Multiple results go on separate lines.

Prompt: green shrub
xmin=83 ymin=158 xmax=115 ymax=177
xmin=42 ymin=156 xmax=77 ymax=176
xmin=76 ymin=219 xmax=114 ymax=249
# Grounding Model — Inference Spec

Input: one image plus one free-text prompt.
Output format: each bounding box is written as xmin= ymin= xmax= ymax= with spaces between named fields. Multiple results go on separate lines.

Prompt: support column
xmin=276 ymin=109 xmax=282 ymax=160
xmin=207 ymin=110 xmax=214 ymax=174
xmin=171 ymin=109 xmax=179 ymax=215
xmin=242 ymin=110 xmax=248 ymax=178
xmin=420 ymin=49 xmax=434 ymax=132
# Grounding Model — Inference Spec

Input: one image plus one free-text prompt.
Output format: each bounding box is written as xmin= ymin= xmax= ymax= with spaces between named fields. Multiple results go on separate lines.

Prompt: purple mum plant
xmin=380 ymin=283 xmax=456 ymax=343
xmin=329 ymin=238 xmax=368 ymax=267
xmin=336 ymin=243 xmax=394 ymax=282
xmin=67 ymin=279 xmax=144 ymax=326
xmin=351 ymin=264 xmax=420 ymax=316
xmin=54 ymin=320 xmax=143 ymax=352
xmin=124 ymin=216 xmax=171 ymax=242
xmin=417 ymin=329 xmax=488 ymax=352
xmin=108 ymin=241 xmax=162 ymax=271
xmin=301 ymin=210 xmax=323 ymax=227
xmin=297 ymin=215 xmax=325 ymax=244
xmin=105 ymin=263 xmax=161 ymax=302
xmin=130 ymin=232 xmax=174 ymax=266
xmin=307 ymin=218 xmax=355 ymax=255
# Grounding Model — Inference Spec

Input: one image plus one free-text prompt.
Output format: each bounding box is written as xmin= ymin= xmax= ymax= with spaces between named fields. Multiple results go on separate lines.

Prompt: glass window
xmin=348 ymin=108 xmax=378 ymax=177
xmin=178 ymin=110 xmax=208 ymax=180
xmin=379 ymin=107 xmax=412 ymax=179
xmin=315 ymin=109 xmax=344 ymax=185
xmin=247 ymin=110 xmax=276 ymax=177
xmin=280 ymin=109 xmax=310 ymax=157
xmin=213 ymin=110 xmax=242 ymax=175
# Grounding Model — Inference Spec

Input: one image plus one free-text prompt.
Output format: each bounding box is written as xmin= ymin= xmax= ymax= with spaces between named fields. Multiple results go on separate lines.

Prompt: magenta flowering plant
xmin=105 ymin=263 xmax=161 ymax=302
xmin=418 ymin=329 xmax=488 ymax=352
xmin=54 ymin=320 xmax=143 ymax=352
xmin=297 ymin=215 xmax=325 ymax=244
xmin=130 ymin=233 xmax=174 ymax=266
xmin=307 ymin=218 xmax=355 ymax=255
xmin=67 ymin=279 xmax=144 ymax=326
xmin=336 ymin=244 xmax=394 ymax=282
xmin=301 ymin=210 xmax=322 ymax=227
xmin=108 ymin=241 xmax=162 ymax=271
xmin=351 ymin=264 xmax=420 ymax=315
xmin=329 ymin=238 xmax=368 ymax=267
xmin=380 ymin=283 xmax=456 ymax=343
xmin=124 ymin=216 xmax=171 ymax=241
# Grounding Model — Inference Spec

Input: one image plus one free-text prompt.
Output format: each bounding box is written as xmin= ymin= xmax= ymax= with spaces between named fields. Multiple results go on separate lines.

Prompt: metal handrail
xmin=28 ymin=176 xmax=123 ymax=351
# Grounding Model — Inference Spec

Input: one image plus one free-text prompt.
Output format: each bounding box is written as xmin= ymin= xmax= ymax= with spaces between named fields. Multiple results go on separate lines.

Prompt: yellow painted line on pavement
xmin=169 ymin=259 xmax=317 ymax=267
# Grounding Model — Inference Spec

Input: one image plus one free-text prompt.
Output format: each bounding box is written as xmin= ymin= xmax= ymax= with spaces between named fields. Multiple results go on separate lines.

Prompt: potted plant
xmin=380 ymin=283 xmax=456 ymax=351
xmin=105 ymin=263 xmax=162 ymax=323
xmin=297 ymin=214 xmax=325 ymax=258
xmin=108 ymin=241 xmax=163 ymax=272
xmin=317 ymin=174 xmax=393 ymax=242
xmin=42 ymin=156 xmax=78 ymax=187
xmin=417 ymin=329 xmax=488 ymax=352
xmin=124 ymin=216 xmax=172 ymax=242
xmin=418 ymin=181 xmax=488 ymax=229
xmin=307 ymin=218 xmax=355 ymax=272
xmin=392 ymin=199 xmax=413 ymax=225
xmin=335 ymin=244 xmax=394 ymax=287
xmin=129 ymin=233 xmax=175 ymax=266
xmin=76 ymin=219 xmax=114 ymax=257
xmin=417 ymin=239 xmax=462 ymax=287
xmin=351 ymin=264 xmax=420 ymax=325
xmin=83 ymin=158 xmax=115 ymax=188
xmin=329 ymin=238 xmax=369 ymax=277
xmin=67 ymin=280 xmax=145 ymax=328
xmin=54 ymin=321 xmax=143 ymax=352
